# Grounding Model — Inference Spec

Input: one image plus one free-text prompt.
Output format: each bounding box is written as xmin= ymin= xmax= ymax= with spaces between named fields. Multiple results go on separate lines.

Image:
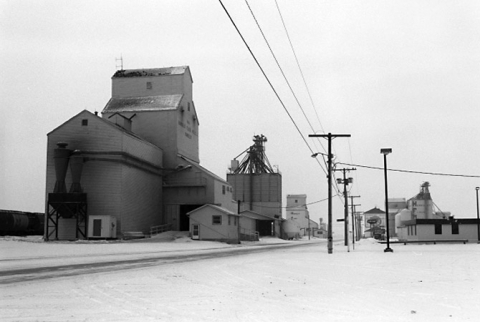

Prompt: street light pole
xmin=381 ymin=148 xmax=393 ymax=253
xmin=476 ymin=187 xmax=479 ymax=243
xmin=310 ymin=133 xmax=351 ymax=254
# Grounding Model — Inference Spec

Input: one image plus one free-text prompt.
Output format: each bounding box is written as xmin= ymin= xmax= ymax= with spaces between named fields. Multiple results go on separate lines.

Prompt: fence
xmin=150 ymin=223 xmax=172 ymax=236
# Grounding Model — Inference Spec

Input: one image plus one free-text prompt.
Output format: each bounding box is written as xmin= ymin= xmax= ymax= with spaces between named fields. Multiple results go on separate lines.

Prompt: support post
xmin=309 ymin=133 xmax=351 ymax=254
xmin=381 ymin=148 xmax=393 ymax=253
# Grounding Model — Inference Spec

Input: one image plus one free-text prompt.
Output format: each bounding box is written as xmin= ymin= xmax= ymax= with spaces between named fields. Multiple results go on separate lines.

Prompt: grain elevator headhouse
xmin=45 ymin=66 xmax=234 ymax=240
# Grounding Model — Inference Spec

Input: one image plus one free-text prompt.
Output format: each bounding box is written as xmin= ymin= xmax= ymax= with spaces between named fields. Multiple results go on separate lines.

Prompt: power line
xmin=242 ymin=195 xmax=335 ymax=210
xmin=219 ymin=0 xmax=326 ymax=176
xmin=244 ymin=0 xmax=327 ymax=175
xmin=337 ymin=162 xmax=480 ymax=178
xmin=274 ymin=0 xmax=327 ymax=137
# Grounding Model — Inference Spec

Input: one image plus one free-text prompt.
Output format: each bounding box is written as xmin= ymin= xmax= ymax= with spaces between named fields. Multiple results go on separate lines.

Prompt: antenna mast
xmin=115 ymin=55 xmax=124 ymax=70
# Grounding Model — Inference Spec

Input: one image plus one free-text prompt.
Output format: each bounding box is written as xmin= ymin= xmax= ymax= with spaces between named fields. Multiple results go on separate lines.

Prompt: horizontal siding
xmin=121 ymin=131 xmax=163 ymax=167
xmin=112 ymin=74 xmax=184 ymax=98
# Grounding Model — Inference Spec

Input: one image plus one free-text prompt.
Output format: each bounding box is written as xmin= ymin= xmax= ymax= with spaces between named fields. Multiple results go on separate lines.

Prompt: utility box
xmin=88 ymin=215 xmax=117 ymax=239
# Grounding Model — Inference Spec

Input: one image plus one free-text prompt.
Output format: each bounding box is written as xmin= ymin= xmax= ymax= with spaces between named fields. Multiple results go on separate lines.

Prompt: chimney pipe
xmin=53 ymin=142 xmax=72 ymax=193
xmin=69 ymin=151 xmax=84 ymax=193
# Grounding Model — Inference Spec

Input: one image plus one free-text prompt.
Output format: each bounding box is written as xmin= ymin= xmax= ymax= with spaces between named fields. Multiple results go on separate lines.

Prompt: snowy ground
xmin=1 ymin=234 xmax=479 ymax=321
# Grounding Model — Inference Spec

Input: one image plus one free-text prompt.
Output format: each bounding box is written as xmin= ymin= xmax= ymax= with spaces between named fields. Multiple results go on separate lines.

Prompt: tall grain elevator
xmin=227 ymin=135 xmax=282 ymax=218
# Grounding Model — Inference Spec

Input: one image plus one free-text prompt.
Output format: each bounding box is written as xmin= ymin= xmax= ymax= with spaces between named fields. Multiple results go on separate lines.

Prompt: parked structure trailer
xmin=397 ymin=218 xmax=479 ymax=243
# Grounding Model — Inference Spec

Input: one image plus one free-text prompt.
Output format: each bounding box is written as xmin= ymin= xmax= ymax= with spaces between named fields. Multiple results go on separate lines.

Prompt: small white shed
xmin=187 ymin=204 xmax=240 ymax=243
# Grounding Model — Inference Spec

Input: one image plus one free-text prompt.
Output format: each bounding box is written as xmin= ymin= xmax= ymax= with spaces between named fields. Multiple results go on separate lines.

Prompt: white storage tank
xmin=88 ymin=215 xmax=117 ymax=239
xmin=395 ymin=209 xmax=411 ymax=233
xmin=282 ymin=219 xmax=300 ymax=239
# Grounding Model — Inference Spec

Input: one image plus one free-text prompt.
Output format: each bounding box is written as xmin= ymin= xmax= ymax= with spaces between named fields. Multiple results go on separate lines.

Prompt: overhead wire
xmin=244 ymin=0 xmax=327 ymax=175
xmin=271 ymin=1 xmax=349 ymax=200
xmin=274 ymin=0 xmax=327 ymax=137
xmin=219 ymin=0 xmax=327 ymax=176
xmin=337 ymin=162 xmax=480 ymax=178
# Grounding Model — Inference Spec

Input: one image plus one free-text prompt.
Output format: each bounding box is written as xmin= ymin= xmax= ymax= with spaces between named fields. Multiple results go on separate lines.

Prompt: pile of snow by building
xmin=1 ymin=236 xmax=479 ymax=321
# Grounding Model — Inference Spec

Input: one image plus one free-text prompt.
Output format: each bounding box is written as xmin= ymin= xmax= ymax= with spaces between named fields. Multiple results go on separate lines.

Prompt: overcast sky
xmin=1 ymin=0 xmax=479 ymax=226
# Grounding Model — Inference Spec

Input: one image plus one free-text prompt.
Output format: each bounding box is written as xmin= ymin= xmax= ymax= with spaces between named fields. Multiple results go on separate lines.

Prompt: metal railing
xmin=150 ymin=223 xmax=172 ymax=236
xmin=240 ymin=228 xmax=259 ymax=241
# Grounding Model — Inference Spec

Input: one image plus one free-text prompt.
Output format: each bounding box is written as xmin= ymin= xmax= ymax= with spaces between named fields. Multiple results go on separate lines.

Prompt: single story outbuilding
xmin=397 ymin=218 xmax=480 ymax=243
xmin=187 ymin=204 xmax=240 ymax=243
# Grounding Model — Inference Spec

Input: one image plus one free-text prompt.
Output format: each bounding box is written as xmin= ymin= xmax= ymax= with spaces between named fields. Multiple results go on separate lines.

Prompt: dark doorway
xmin=179 ymin=204 xmax=203 ymax=231
xmin=93 ymin=219 xmax=102 ymax=237
xmin=257 ymin=220 xmax=273 ymax=236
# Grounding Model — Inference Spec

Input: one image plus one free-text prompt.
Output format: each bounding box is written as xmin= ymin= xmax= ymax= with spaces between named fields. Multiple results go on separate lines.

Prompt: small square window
xmin=82 ymin=119 xmax=88 ymax=126
xmin=212 ymin=215 xmax=222 ymax=225
xmin=146 ymin=82 xmax=152 ymax=89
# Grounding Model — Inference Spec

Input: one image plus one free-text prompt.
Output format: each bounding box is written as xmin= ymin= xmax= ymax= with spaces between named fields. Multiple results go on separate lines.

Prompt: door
xmin=93 ymin=219 xmax=102 ymax=237
xmin=192 ymin=224 xmax=199 ymax=240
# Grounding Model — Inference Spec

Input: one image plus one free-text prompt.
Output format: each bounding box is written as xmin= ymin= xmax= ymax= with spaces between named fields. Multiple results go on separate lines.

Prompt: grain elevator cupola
xmin=227 ymin=135 xmax=282 ymax=219
xmin=230 ymin=135 xmax=275 ymax=174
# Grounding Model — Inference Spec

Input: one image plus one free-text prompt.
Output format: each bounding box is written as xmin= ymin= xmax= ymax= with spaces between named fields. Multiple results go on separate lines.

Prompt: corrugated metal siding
xmin=227 ymin=174 xmax=282 ymax=202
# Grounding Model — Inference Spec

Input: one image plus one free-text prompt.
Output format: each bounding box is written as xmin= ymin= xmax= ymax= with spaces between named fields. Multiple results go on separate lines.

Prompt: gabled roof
xmin=47 ymin=110 xmax=161 ymax=151
xmin=102 ymin=94 xmax=183 ymax=114
xmin=187 ymin=204 xmax=238 ymax=216
xmin=364 ymin=207 xmax=385 ymax=214
xmin=112 ymin=66 xmax=189 ymax=78
xmin=178 ymin=155 xmax=229 ymax=185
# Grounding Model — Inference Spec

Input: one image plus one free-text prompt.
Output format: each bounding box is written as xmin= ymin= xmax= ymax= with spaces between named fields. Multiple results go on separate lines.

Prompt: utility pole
xmin=350 ymin=195 xmax=361 ymax=245
xmin=309 ymin=133 xmax=351 ymax=254
xmin=237 ymin=200 xmax=241 ymax=244
xmin=335 ymin=168 xmax=355 ymax=248
xmin=351 ymin=203 xmax=361 ymax=249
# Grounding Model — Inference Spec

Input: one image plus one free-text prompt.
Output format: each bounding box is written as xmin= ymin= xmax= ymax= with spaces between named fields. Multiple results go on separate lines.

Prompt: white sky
xmin=1 ymin=0 xmax=479 ymax=225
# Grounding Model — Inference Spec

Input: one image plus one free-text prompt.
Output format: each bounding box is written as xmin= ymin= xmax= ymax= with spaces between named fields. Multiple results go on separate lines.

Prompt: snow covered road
xmin=1 ymin=236 xmax=479 ymax=321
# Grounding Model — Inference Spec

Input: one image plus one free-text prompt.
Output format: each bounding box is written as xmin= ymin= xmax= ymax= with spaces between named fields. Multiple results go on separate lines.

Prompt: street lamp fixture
xmin=381 ymin=148 xmax=393 ymax=253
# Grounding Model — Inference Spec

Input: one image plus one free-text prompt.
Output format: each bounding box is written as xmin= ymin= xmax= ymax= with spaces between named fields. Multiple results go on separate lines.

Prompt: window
xmin=212 ymin=215 xmax=222 ymax=225
xmin=222 ymin=185 xmax=225 ymax=195
xmin=452 ymin=222 xmax=459 ymax=235
xmin=234 ymin=216 xmax=236 ymax=226
xmin=146 ymin=82 xmax=152 ymax=89
xmin=435 ymin=223 xmax=442 ymax=235
xmin=188 ymin=102 xmax=190 ymax=111
xmin=81 ymin=119 xmax=88 ymax=126
xmin=228 ymin=216 xmax=231 ymax=226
